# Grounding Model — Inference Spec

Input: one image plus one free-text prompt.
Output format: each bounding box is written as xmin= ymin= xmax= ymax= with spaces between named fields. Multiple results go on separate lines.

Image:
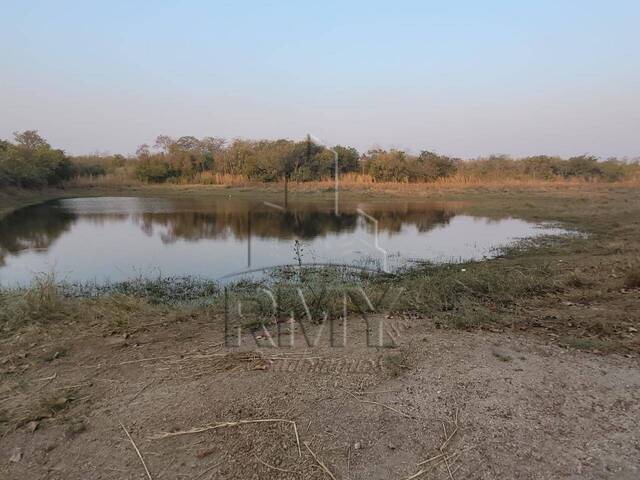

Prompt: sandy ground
xmin=1 ymin=312 xmax=638 ymax=480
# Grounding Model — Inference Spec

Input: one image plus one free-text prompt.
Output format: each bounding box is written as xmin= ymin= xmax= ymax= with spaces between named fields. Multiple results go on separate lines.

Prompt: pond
xmin=0 ymin=195 xmax=566 ymax=285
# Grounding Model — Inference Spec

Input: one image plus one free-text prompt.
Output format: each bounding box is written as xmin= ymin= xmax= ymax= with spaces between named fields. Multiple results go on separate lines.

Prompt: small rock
xmin=9 ymin=448 xmax=22 ymax=463
xmin=106 ymin=337 xmax=128 ymax=348
xmin=26 ymin=420 xmax=39 ymax=433
xmin=354 ymin=442 xmax=361 ymax=450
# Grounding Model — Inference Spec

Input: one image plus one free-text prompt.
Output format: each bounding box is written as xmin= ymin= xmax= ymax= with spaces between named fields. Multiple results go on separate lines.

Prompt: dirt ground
xmin=1 ymin=310 xmax=638 ymax=480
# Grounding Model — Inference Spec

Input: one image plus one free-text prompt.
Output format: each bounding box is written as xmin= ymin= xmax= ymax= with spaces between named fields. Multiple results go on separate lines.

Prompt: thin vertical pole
xmin=284 ymin=174 xmax=289 ymax=209
xmin=247 ymin=210 xmax=252 ymax=268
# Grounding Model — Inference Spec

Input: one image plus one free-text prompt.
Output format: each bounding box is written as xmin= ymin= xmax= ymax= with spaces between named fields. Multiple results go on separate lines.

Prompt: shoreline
xmin=2 ymin=183 xmax=638 ymax=354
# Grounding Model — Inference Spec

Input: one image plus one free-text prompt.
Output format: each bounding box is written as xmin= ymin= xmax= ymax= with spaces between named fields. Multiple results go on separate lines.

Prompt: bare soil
xmin=1 ymin=311 xmax=638 ymax=479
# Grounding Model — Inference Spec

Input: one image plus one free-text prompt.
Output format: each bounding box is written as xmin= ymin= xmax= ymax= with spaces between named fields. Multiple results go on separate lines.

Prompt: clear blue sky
xmin=1 ymin=1 xmax=639 ymax=158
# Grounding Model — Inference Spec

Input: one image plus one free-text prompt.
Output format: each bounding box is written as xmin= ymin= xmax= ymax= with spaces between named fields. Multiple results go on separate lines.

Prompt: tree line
xmin=1 ymin=130 xmax=638 ymax=188
xmin=133 ymin=135 xmax=359 ymax=183
xmin=129 ymin=134 xmax=638 ymax=183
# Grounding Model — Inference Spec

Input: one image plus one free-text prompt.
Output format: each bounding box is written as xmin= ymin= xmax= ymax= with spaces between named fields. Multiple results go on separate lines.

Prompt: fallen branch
xmin=404 ymin=467 xmax=429 ymax=480
xmin=254 ymin=454 xmax=298 ymax=474
xmin=444 ymin=455 xmax=455 ymax=480
xmin=439 ymin=409 xmax=459 ymax=452
xmin=151 ymin=418 xmax=301 ymax=457
xmin=34 ymin=372 xmax=57 ymax=382
xmin=416 ymin=452 xmax=445 ymax=466
xmin=119 ymin=420 xmax=153 ymax=480
xmin=408 ymin=452 xmax=458 ymax=480
xmin=304 ymin=442 xmax=337 ymax=480
xmin=341 ymin=388 xmax=413 ymax=418
xmin=194 ymin=461 xmax=222 ymax=479
xmin=410 ymin=409 xmax=461 ymax=480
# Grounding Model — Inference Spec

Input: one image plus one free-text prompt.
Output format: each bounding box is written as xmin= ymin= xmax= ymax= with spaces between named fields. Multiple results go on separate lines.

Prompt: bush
xmin=365 ymin=150 xmax=411 ymax=181
xmin=561 ymin=155 xmax=603 ymax=179
xmin=522 ymin=155 xmax=562 ymax=179
xmin=0 ymin=131 xmax=74 ymax=188
xmin=73 ymin=163 xmax=107 ymax=177
xmin=413 ymin=151 xmax=457 ymax=181
xmin=135 ymin=158 xmax=177 ymax=183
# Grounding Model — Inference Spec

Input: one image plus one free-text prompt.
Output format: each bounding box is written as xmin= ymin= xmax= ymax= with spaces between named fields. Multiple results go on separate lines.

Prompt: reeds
xmin=65 ymin=166 xmax=640 ymax=190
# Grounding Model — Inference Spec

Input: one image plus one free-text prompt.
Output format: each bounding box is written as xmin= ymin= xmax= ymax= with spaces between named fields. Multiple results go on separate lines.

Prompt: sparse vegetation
xmin=560 ymin=337 xmax=612 ymax=351
xmin=492 ymin=350 xmax=513 ymax=362
xmin=383 ymin=350 xmax=410 ymax=376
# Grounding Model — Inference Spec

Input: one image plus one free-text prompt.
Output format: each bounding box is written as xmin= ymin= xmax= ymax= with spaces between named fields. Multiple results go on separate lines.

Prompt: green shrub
xmin=135 ymin=158 xmax=177 ymax=183
xmin=0 ymin=131 xmax=74 ymax=188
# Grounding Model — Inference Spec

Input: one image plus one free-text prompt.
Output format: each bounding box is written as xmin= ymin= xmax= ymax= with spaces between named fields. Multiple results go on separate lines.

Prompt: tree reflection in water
xmin=0 ymin=196 xmax=464 ymax=281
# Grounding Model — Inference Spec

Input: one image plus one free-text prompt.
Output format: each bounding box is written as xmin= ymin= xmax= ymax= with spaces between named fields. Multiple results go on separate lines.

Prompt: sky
xmin=1 ymin=0 xmax=639 ymax=158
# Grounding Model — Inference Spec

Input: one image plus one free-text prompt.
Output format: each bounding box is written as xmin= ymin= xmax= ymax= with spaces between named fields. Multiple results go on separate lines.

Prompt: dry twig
xmin=416 ymin=452 xmax=445 ymax=466
xmin=151 ymin=418 xmax=301 ymax=458
xmin=439 ymin=410 xmax=459 ymax=452
xmin=119 ymin=420 xmax=153 ymax=480
xmin=304 ymin=442 xmax=337 ymax=480
xmin=341 ymin=388 xmax=413 ymax=418
xmin=444 ymin=455 xmax=455 ymax=480
xmin=194 ymin=461 xmax=222 ymax=479
xmin=254 ymin=454 xmax=298 ymax=474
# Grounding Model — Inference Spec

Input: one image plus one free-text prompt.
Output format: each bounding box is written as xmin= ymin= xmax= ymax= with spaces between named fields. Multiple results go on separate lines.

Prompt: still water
xmin=0 ymin=196 xmax=564 ymax=285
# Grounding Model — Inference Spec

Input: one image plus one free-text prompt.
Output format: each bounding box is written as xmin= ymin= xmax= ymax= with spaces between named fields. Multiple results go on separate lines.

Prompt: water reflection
xmin=0 ymin=196 xmax=562 ymax=285
xmin=0 ymin=204 xmax=77 ymax=267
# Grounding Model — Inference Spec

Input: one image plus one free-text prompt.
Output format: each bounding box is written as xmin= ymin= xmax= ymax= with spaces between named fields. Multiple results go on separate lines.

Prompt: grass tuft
xmin=22 ymin=272 xmax=63 ymax=319
xmin=0 ymin=272 xmax=69 ymax=331
xmin=565 ymin=270 xmax=594 ymax=288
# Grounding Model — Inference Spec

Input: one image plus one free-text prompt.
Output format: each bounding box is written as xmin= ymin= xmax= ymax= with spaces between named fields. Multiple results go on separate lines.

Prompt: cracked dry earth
xmin=1 ymin=313 xmax=639 ymax=480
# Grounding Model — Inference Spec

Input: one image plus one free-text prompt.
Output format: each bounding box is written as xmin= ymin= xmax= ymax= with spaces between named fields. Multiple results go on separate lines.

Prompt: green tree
xmin=0 ymin=131 xmax=73 ymax=187
xmin=334 ymin=145 xmax=359 ymax=173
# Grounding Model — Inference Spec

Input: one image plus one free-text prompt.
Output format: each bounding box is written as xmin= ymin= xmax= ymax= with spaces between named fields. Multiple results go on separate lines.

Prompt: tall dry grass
xmin=184 ymin=171 xmax=253 ymax=186
xmin=66 ymin=164 xmax=640 ymax=191
xmin=65 ymin=166 xmax=142 ymax=188
xmin=0 ymin=272 xmax=67 ymax=331
xmin=269 ymin=172 xmax=640 ymax=192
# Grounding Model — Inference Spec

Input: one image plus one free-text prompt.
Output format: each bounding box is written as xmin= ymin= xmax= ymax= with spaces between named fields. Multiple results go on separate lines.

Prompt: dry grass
xmin=64 ymin=171 xmax=640 ymax=192
xmin=0 ymin=272 xmax=68 ymax=330
xmin=189 ymin=171 xmax=255 ymax=186
xmin=328 ymin=173 xmax=640 ymax=190
xmin=65 ymin=166 xmax=142 ymax=188
xmin=266 ymin=175 xmax=640 ymax=195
